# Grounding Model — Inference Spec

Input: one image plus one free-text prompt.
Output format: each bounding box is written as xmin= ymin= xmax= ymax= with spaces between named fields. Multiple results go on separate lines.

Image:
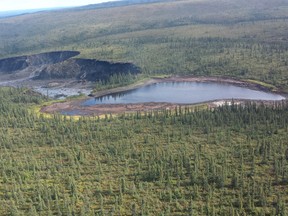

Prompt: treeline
xmin=124 ymin=36 xmax=288 ymax=89
xmin=0 ymin=87 xmax=287 ymax=215
xmin=79 ymin=35 xmax=287 ymax=91
xmin=94 ymin=72 xmax=139 ymax=91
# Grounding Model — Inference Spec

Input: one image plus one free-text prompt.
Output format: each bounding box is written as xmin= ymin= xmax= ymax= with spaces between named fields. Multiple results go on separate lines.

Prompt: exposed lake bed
xmin=41 ymin=76 xmax=286 ymax=116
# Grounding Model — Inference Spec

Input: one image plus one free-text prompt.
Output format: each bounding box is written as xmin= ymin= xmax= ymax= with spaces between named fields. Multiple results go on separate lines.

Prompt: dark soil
xmin=0 ymin=51 xmax=140 ymax=82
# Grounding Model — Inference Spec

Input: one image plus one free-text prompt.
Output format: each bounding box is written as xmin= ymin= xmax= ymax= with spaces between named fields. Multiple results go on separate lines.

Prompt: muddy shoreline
xmin=41 ymin=76 xmax=287 ymax=116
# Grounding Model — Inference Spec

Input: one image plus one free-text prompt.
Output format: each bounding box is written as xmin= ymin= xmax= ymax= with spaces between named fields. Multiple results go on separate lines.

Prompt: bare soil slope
xmin=0 ymin=51 xmax=140 ymax=83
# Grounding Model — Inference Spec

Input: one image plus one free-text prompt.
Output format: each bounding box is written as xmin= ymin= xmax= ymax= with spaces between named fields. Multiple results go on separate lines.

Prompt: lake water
xmin=82 ymin=82 xmax=285 ymax=106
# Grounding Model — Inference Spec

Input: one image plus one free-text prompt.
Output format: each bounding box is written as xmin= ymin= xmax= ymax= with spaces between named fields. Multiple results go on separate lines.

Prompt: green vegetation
xmin=94 ymin=73 xmax=140 ymax=91
xmin=0 ymin=0 xmax=287 ymax=91
xmin=0 ymin=87 xmax=287 ymax=215
xmin=0 ymin=0 xmax=288 ymax=215
xmin=245 ymin=79 xmax=278 ymax=91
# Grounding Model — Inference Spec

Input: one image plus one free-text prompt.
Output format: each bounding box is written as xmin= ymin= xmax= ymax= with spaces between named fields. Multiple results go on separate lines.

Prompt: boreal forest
xmin=0 ymin=0 xmax=287 ymax=215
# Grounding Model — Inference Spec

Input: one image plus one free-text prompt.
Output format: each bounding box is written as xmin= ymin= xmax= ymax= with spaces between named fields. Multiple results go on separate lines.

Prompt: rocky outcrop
xmin=0 ymin=51 xmax=140 ymax=82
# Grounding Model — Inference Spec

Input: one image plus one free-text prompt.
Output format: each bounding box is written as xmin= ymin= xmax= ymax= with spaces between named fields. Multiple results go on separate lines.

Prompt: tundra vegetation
xmin=1 ymin=0 xmax=288 ymax=91
xmin=0 ymin=0 xmax=288 ymax=215
xmin=0 ymin=87 xmax=288 ymax=215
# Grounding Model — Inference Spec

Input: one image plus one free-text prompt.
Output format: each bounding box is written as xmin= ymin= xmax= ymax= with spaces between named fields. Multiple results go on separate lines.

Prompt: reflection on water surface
xmin=82 ymin=82 xmax=285 ymax=106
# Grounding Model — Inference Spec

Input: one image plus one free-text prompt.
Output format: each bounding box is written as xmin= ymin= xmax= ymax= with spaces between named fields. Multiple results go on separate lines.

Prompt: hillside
xmin=0 ymin=0 xmax=287 ymax=215
xmin=0 ymin=0 xmax=287 ymax=90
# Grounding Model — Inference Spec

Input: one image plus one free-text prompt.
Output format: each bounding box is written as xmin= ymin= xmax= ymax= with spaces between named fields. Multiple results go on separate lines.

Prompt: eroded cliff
xmin=0 ymin=51 xmax=140 ymax=82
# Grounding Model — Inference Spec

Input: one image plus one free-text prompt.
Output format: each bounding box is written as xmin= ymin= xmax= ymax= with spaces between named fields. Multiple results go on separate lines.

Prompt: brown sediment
xmin=40 ymin=76 xmax=287 ymax=116
xmin=41 ymin=101 xmax=181 ymax=116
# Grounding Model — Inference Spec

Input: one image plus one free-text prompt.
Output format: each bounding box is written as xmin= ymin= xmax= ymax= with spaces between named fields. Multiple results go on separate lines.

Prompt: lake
xmin=82 ymin=82 xmax=285 ymax=106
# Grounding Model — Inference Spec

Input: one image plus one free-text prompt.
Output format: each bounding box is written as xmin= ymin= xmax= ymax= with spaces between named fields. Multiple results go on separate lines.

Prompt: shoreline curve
xmin=40 ymin=76 xmax=287 ymax=116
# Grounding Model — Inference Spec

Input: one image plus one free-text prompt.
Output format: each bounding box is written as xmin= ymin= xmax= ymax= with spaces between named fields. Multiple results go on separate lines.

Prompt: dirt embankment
xmin=0 ymin=51 xmax=140 ymax=83
xmin=0 ymin=51 xmax=80 ymax=73
xmin=40 ymin=76 xmax=287 ymax=116
xmin=0 ymin=51 xmax=141 ymax=99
